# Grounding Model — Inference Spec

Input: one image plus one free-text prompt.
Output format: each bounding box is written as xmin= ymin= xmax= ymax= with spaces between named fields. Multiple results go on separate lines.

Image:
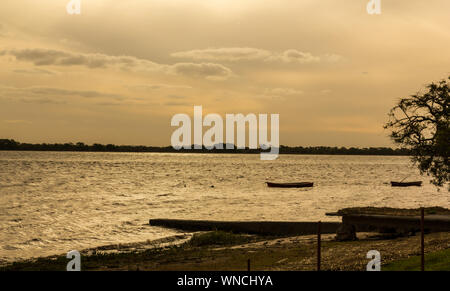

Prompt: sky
xmin=0 ymin=0 xmax=449 ymax=147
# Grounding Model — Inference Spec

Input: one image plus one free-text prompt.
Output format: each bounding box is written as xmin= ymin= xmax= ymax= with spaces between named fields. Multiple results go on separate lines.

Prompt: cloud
xmin=266 ymin=49 xmax=321 ymax=63
xmin=13 ymin=68 xmax=58 ymax=75
xmin=163 ymin=94 xmax=191 ymax=106
xmin=171 ymin=47 xmax=342 ymax=65
xmin=169 ymin=62 xmax=233 ymax=80
xmin=265 ymin=87 xmax=304 ymax=96
xmin=27 ymin=87 xmax=125 ymax=99
xmin=0 ymin=48 xmax=162 ymax=69
xmin=164 ymin=101 xmax=191 ymax=107
xmin=128 ymin=84 xmax=192 ymax=90
xmin=0 ymin=85 xmax=125 ymax=101
xmin=259 ymin=87 xmax=304 ymax=101
xmin=323 ymin=54 xmax=344 ymax=63
xmin=20 ymin=97 xmax=67 ymax=105
xmin=0 ymin=48 xmax=233 ymax=80
xmin=94 ymin=101 xmax=124 ymax=106
xmin=171 ymin=47 xmax=271 ymax=61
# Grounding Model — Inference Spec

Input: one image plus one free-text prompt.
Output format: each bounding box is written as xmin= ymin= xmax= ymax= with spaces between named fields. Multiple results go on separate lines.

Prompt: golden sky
xmin=0 ymin=0 xmax=449 ymax=146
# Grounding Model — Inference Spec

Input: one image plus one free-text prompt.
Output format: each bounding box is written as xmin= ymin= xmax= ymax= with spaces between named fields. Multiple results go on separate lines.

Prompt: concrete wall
xmin=150 ymin=219 xmax=340 ymax=236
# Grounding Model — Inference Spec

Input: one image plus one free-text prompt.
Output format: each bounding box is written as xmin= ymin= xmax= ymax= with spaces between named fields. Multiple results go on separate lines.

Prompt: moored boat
xmin=266 ymin=182 xmax=314 ymax=188
xmin=390 ymin=181 xmax=422 ymax=187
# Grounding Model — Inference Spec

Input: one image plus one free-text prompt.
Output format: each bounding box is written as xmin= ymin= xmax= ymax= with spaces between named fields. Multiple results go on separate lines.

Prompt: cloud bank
xmin=171 ymin=47 xmax=342 ymax=64
xmin=0 ymin=48 xmax=234 ymax=80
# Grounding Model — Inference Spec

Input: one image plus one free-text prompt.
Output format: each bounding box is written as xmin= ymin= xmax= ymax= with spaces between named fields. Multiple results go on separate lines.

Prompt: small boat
xmin=391 ymin=181 xmax=422 ymax=187
xmin=266 ymin=182 xmax=314 ymax=188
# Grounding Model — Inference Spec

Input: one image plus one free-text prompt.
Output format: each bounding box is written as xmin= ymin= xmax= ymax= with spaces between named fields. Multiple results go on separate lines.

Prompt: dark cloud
xmin=128 ymin=84 xmax=192 ymax=90
xmin=20 ymin=97 xmax=67 ymax=105
xmin=1 ymin=48 xmax=233 ymax=80
xmin=266 ymin=49 xmax=321 ymax=63
xmin=0 ymin=85 xmax=125 ymax=101
xmin=0 ymin=48 xmax=160 ymax=69
xmin=27 ymin=87 xmax=125 ymax=100
xmin=13 ymin=68 xmax=58 ymax=75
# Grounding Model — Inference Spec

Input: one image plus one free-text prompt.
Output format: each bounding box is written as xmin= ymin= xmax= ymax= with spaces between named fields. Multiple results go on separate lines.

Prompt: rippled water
xmin=0 ymin=151 xmax=448 ymax=264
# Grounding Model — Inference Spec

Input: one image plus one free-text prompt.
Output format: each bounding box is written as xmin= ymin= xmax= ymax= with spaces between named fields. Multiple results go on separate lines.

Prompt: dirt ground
xmin=3 ymin=231 xmax=450 ymax=271
xmin=91 ymin=231 xmax=450 ymax=271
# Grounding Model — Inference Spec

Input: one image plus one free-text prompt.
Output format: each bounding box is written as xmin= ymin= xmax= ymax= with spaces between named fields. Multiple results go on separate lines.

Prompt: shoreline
xmin=0 ymin=233 xmax=193 ymax=268
xmin=3 ymin=207 xmax=450 ymax=269
xmin=2 ymin=230 xmax=449 ymax=271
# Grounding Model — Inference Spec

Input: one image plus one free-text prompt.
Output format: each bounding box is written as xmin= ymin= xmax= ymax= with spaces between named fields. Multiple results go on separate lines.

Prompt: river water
xmin=0 ymin=151 xmax=447 ymax=264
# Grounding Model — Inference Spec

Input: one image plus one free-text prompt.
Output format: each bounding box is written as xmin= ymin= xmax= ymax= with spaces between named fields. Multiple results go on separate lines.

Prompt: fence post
xmin=420 ymin=207 xmax=425 ymax=271
xmin=317 ymin=221 xmax=321 ymax=271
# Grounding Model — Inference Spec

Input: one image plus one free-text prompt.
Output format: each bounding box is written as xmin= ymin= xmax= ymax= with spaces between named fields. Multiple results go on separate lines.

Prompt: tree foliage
xmin=385 ymin=77 xmax=449 ymax=189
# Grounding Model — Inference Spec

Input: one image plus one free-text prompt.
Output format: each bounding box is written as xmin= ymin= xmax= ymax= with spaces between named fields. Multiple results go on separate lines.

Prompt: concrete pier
xmin=342 ymin=214 xmax=450 ymax=233
xmin=149 ymin=219 xmax=340 ymax=236
xmin=149 ymin=213 xmax=450 ymax=239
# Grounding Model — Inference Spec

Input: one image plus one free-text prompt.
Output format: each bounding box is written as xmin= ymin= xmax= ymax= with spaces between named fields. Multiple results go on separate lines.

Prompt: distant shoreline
xmin=0 ymin=139 xmax=411 ymax=156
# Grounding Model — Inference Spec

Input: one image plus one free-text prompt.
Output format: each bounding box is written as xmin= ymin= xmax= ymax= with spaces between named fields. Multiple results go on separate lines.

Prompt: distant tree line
xmin=278 ymin=145 xmax=410 ymax=155
xmin=0 ymin=139 xmax=411 ymax=156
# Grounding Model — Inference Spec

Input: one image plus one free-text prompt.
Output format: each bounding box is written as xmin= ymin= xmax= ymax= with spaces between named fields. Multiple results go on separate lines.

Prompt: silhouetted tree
xmin=385 ymin=76 xmax=449 ymax=189
xmin=0 ymin=139 xmax=19 ymax=150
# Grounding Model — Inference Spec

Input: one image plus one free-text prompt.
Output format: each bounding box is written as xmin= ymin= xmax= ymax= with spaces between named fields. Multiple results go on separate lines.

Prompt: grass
xmin=383 ymin=248 xmax=450 ymax=271
xmin=187 ymin=231 xmax=255 ymax=247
